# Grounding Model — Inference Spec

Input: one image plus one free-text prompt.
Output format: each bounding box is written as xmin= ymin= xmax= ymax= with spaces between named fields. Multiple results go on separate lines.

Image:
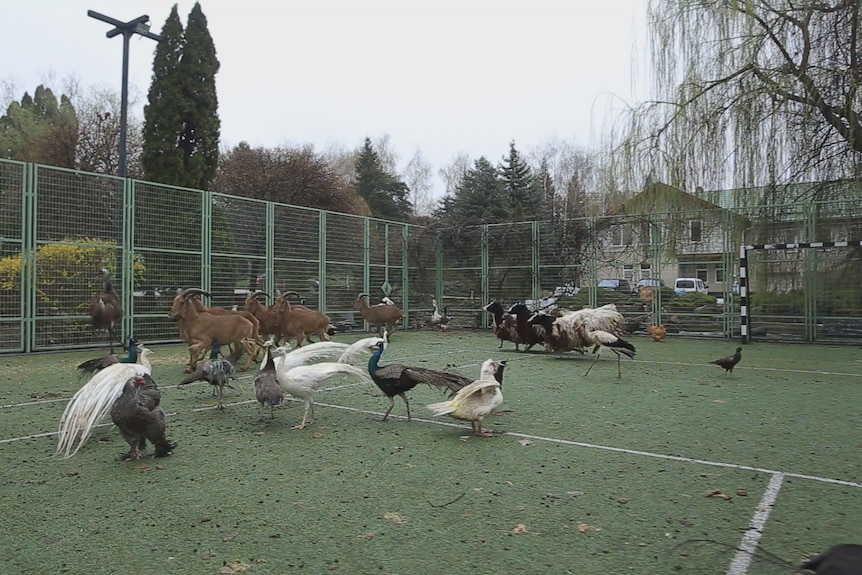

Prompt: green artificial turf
xmin=1 ymin=331 xmax=860 ymax=574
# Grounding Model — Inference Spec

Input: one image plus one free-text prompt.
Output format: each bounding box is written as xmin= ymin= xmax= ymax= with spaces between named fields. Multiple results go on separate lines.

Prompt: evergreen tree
xmin=353 ymin=137 xmax=412 ymax=221
xmin=454 ymin=156 xmax=509 ymax=223
xmin=0 ymin=85 xmax=78 ymax=167
xmin=142 ymin=5 xmax=185 ymax=185
xmin=178 ymin=2 xmax=220 ymax=189
xmin=499 ymin=141 xmax=543 ymax=220
xmin=142 ymin=3 xmax=220 ymax=189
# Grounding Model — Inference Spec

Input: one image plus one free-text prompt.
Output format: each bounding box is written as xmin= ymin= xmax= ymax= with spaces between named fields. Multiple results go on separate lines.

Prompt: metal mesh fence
xmin=2 ymin=158 xmax=861 ymax=352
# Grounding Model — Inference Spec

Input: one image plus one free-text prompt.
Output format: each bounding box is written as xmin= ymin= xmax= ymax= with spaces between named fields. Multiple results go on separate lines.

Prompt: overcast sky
xmin=3 ymin=1 xmax=649 ymax=198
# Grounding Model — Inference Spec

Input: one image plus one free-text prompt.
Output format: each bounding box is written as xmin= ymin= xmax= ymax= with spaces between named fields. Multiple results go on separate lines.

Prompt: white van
xmin=674 ymin=277 xmax=708 ymax=295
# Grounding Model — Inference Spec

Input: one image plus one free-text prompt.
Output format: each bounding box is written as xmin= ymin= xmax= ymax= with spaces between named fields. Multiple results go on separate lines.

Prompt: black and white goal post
xmin=738 ymin=240 xmax=862 ymax=344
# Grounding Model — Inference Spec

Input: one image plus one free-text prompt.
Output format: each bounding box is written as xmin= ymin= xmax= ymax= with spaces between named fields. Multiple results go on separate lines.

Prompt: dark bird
xmin=801 ymin=544 xmax=862 ymax=575
xmin=482 ymin=301 xmax=518 ymax=350
xmin=367 ymin=341 xmax=473 ymax=421
xmin=254 ymin=342 xmax=283 ymax=420
xmin=178 ymin=339 xmax=240 ymax=408
xmin=89 ymin=267 xmax=123 ymax=353
xmin=109 ymin=374 xmax=177 ymax=461
xmin=710 ymin=347 xmax=742 ymax=376
xmin=427 ymin=359 xmax=506 ymax=437
xmin=573 ymin=320 xmax=637 ymax=379
xmin=505 ymin=301 xmax=546 ymax=351
xmin=76 ymin=337 xmax=139 ymax=378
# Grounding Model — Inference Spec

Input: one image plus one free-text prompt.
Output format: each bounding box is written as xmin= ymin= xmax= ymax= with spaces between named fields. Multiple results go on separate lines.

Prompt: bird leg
xmin=400 ymin=393 xmax=411 ymax=422
xmin=473 ymin=420 xmax=495 ymax=438
xmin=615 ymin=351 xmax=622 ymax=379
xmin=376 ymin=397 xmax=396 ymax=422
xmin=584 ymin=349 xmax=602 ymax=376
xmin=292 ymin=401 xmax=315 ymax=430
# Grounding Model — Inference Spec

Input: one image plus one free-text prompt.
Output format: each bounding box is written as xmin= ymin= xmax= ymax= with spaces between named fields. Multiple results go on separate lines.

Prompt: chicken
xmin=109 ymin=374 xmax=177 ymax=460
xmin=56 ymin=346 xmax=155 ymax=458
xmin=426 ymin=359 xmax=506 ymax=437
xmin=647 ymin=324 xmax=666 ymax=342
xmin=710 ymin=347 xmax=742 ymax=376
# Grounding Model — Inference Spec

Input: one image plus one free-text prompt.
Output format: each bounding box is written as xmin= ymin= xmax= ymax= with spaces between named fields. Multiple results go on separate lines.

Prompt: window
xmin=623 ymin=265 xmax=634 ymax=281
xmin=715 ymin=267 xmax=725 ymax=283
xmin=690 ymin=220 xmax=702 ymax=242
xmin=640 ymin=264 xmax=651 ymax=280
xmin=696 ymin=267 xmax=708 ymax=281
xmin=611 ymin=224 xmax=632 ymax=246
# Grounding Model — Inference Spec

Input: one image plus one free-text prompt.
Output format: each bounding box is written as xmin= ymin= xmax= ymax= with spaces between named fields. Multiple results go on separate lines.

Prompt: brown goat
xmin=169 ymin=288 xmax=256 ymax=372
xmin=275 ymin=291 xmax=332 ymax=347
xmin=243 ymin=291 xmax=284 ymax=344
xmin=354 ymin=293 xmax=402 ymax=336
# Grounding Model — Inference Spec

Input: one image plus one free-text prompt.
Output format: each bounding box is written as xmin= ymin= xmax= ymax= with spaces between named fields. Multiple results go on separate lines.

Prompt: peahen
xmin=76 ymin=337 xmax=139 ymax=378
xmin=110 ymin=374 xmax=177 ymax=460
xmin=427 ymin=359 xmax=507 ymax=437
xmin=88 ymin=268 xmax=123 ymax=353
xmin=366 ymin=341 xmax=473 ymax=422
xmin=254 ymin=342 xmax=283 ymax=420
xmin=178 ymin=339 xmax=240 ymax=407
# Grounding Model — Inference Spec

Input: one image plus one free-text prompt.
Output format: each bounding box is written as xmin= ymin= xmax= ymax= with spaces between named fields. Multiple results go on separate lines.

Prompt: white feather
xmin=271 ymin=341 xmax=350 ymax=374
xmin=337 ymin=337 xmax=385 ymax=364
xmin=277 ymin=362 xmax=372 ymax=429
xmin=56 ymin=347 xmax=153 ymax=458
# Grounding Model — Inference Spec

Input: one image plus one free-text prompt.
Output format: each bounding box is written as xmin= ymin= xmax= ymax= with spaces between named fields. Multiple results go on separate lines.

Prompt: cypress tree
xmin=142 ymin=5 xmax=186 ymax=185
xmin=178 ymin=2 xmax=220 ymax=190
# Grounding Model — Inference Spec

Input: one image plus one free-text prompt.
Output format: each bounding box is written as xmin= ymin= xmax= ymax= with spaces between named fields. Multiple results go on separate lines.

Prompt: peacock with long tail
xmin=76 ymin=337 xmax=139 ymax=378
xmin=110 ymin=374 xmax=177 ymax=460
xmin=57 ymin=345 xmax=157 ymax=458
xmin=270 ymin=346 xmax=371 ymax=429
xmin=427 ymin=359 xmax=507 ymax=437
xmin=366 ymin=342 xmax=474 ymax=422
xmin=178 ymin=339 xmax=240 ymax=408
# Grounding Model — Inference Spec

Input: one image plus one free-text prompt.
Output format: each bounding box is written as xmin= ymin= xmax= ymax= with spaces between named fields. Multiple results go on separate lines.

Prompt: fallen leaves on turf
xmin=705 ymin=490 xmax=733 ymax=501
xmin=383 ymin=512 xmax=407 ymax=525
xmin=220 ymin=561 xmax=249 ymax=574
xmin=511 ymin=524 xmax=528 ymax=533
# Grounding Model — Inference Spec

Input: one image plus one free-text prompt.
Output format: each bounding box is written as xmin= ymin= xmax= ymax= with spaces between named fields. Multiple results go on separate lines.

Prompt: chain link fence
xmin=1 ymin=159 xmax=860 ymax=352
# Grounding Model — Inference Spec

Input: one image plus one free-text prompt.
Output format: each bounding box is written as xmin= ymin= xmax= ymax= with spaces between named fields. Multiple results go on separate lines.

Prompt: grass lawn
xmin=1 ymin=330 xmax=860 ymax=574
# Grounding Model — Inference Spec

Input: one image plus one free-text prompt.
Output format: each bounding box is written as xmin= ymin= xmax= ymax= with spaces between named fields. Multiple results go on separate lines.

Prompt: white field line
xmin=725 ymin=473 xmax=785 ymax=575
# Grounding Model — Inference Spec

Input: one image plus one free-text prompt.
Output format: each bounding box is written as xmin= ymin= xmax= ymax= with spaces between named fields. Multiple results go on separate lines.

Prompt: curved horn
xmin=180 ymin=288 xmax=210 ymax=300
xmin=251 ymin=290 xmax=269 ymax=299
xmin=357 ymin=292 xmax=370 ymax=300
xmin=282 ymin=291 xmax=302 ymax=300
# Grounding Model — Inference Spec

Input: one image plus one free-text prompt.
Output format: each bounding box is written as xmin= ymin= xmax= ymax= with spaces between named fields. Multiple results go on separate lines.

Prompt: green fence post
xmin=402 ymin=225 xmax=409 ymax=329
xmin=22 ymin=163 xmax=36 ymax=353
xmin=201 ymin=190 xmax=212 ymax=293
xmin=122 ymin=178 xmax=135 ymax=341
xmin=318 ymin=211 xmax=327 ymax=312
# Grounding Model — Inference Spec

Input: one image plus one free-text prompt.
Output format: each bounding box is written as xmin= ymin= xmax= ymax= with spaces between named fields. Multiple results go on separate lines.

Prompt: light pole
xmin=87 ymin=10 xmax=162 ymax=178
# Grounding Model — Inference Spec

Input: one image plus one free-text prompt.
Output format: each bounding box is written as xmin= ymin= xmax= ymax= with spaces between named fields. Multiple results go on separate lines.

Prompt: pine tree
xmin=499 ymin=141 xmax=543 ymax=220
xmin=142 ymin=5 xmax=186 ymax=185
xmin=353 ymin=137 xmax=412 ymax=221
xmin=454 ymin=156 xmax=509 ymax=223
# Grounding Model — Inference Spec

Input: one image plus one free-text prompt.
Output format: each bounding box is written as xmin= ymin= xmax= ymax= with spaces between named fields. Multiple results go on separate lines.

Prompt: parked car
xmin=597 ymin=278 xmax=632 ymax=293
xmin=673 ymin=277 xmax=709 ymax=295
xmin=631 ymin=278 xmax=665 ymax=296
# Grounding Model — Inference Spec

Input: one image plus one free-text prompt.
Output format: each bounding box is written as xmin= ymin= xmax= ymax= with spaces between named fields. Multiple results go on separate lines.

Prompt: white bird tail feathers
xmin=271 ymin=341 xmax=350 ymax=373
xmin=56 ymin=347 xmax=154 ymax=458
xmin=279 ymin=362 xmax=372 ymax=394
xmin=337 ymin=337 xmax=386 ymax=364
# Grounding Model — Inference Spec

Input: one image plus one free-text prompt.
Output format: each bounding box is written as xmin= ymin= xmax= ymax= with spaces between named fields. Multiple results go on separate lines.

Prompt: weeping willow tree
xmin=606 ymin=0 xmax=862 ymax=205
